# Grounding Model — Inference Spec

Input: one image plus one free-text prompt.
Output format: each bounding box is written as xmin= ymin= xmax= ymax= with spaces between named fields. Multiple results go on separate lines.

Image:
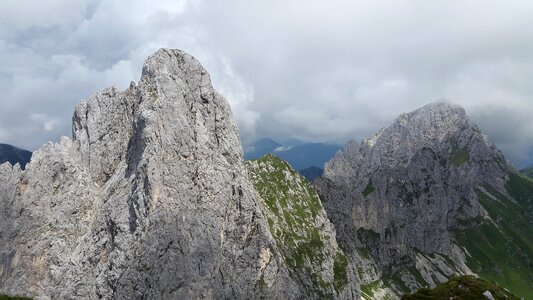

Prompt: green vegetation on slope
xmin=402 ymin=275 xmax=519 ymax=299
xmin=333 ymin=252 xmax=349 ymax=293
xmin=521 ymin=166 xmax=533 ymax=179
xmin=450 ymin=147 xmax=470 ymax=166
xmin=454 ymin=174 xmax=533 ymax=298
xmin=360 ymin=280 xmax=380 ymax=299
xmin=0 ymin=295 xmax=32 ymax=300
xmin=448 ymin=137 xmax=471 ymax=166
xmin=362 ymin=180 xmax=375 ymax=197
xmin=506 ymin=172 xmax=533 ymax=213
xmin=247 ymin=154 xmax=348 ymax=297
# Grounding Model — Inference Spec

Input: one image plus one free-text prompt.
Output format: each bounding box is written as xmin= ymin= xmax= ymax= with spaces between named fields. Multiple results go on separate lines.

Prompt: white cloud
xmin=1 ymin=0 xmax=533 ymax=167
xmin=29 ymin=113 xmax=60 ymax=132
xmin=0 ymin=0 xmax=90 ymax=34
xmin=0 ymin=127 xmax=9 ymax=141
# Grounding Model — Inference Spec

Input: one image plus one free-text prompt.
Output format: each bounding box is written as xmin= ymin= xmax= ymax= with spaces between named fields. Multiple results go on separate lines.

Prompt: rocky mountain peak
xmin=71 ymin=48 xmax=242 ymax=184
xmin=0 ymin=49 xmax=310 ymax=299
xmin=324 ymin=102 xmax=505 ymax=184
xmin=368 ymin=102 xmax=473 ymax=151
xmin=316 ymin=102 xmax=526 ymax=298
xmin=387 ymin=101 xmax=469 ymax=144
xmin=398 ymin=101 xmax=466 ymax=122
xmin=140 ymin=49 xmax=218 ymax=108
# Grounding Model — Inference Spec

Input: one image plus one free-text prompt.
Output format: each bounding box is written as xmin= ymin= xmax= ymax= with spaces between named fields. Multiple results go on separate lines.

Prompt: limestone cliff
xmin=316 ymin=102 xmax=533 ymax=298
xmin=0 ymin=49 xmax=308 ymax=299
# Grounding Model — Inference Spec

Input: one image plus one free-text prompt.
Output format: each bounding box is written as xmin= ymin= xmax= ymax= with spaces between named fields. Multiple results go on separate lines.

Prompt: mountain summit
xmin=324 ymin=102 xmax=504 ymax=183
xmin=0 ymin=49 xmax=347 ymax=299
xmin=316 ymin=102 xmax=533 ymax=298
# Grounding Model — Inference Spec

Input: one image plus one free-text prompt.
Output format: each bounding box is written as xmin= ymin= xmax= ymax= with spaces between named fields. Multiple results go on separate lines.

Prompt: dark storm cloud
xmin=1 ymin=0 xmax=532 ymax=167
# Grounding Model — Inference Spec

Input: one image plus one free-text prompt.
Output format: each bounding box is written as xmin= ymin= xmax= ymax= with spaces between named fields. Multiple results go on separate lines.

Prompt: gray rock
xmin=482 ymin=290 xmax=495 ymax=300
xmin=0 ymin=49 xmax=303 ymax=299
xmin=316 ymin=102 xmax=512 ymax=297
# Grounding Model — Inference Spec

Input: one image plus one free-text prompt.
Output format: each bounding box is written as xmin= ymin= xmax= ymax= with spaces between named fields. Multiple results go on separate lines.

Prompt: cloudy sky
xmin=1 ymin=0 xmax=533 ymax=167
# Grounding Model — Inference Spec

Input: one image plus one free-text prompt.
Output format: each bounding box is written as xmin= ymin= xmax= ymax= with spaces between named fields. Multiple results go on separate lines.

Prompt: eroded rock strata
xmin=0 ymin=49 xmax=316 ymax=299
xmin=316 ymin=103 xmax=533 ymax=298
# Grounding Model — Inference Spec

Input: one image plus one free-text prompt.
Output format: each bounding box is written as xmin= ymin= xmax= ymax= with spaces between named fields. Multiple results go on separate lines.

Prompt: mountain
xmin=246 ymin=154 xmax=358 ymax=298
xmin=276 ymin=143 xmax=341 ymax=170
xmin=402 ymin=275 xmax=519 ymax=300
xmin=0 ymin=144 xmax=32 ymax=170
xmin=315 ymin=102 xmax=533 ymax=299
xmin=2 ymin=50 xmax=531 ymax=300
xmin=0 ymin=49 xmax=346 ymax=299
xmin=244 ymin=138 xmax=282 ymax=159
xmin=299 ymin=166 xmax=324 ymax=181
xmin=244 ymin=138 xmax=340 ymax=171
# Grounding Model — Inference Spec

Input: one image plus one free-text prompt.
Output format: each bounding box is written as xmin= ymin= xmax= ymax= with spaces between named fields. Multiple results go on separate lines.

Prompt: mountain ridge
xmin=316 ymin=101 xmax=533 ymax=298
xmin=0 ymin=50 xmax=531 ymax=300
xmin=0 ymin=48 xmax=331 ymax=299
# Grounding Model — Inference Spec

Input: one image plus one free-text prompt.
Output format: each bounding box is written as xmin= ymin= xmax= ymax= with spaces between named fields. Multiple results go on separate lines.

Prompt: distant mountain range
xmin=298 ymin=166 xmax=324 ymax=181
xmin=0 ymin=144 xmax=32 ymax=170
xmin=244 ymin=138 xmax=340 ymax=176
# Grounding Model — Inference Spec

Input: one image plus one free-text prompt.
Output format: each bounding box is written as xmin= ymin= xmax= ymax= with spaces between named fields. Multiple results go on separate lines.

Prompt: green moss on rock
xmin=362 ymin=180 xmax=376 ymax=197
xmin=0 ymin=295 xmax=32 ymax=300
xmin=401 ymin=275 xmax=519 ymax=300
xmin=333 ymin=252 xmax=349 ymax=292
xmin=450 ymin=147 xmax=470 ymax=166
xmin=360 ymin=280 xmax=379 ymax=299
xmin=247 ymin=154 xmax=349 ymax=297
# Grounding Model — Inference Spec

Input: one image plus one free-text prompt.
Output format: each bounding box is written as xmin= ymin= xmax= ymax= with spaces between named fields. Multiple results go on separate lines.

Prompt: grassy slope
xmin=247 ymin=154 xmax=349 ymax=298
xmin=454 ymin=172 xmax=533 ymax=298
xmin=402 ymin=275 xmax=519 ymax=299
xmin=358 ymin=168 xmax=533 ymax=299
xmin=521 ymin=166 xmax=533 ymax=179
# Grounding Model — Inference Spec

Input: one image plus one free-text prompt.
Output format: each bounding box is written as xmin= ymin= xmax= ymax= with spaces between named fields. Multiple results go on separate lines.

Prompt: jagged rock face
xmin=315 ymin=102 xmax=517 ymax=297
xmin=246 ymin=154 xmax=359 ymax=299
xmin=0 ymin=49 xmax=302 ymax=299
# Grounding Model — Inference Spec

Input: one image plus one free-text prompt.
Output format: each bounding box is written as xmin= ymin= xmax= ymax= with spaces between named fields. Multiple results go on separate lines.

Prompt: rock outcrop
xmin=316 ymin=102 xmax=533 ymax=298
xmin=0 ymin=49 xmax=310 ymax=299
xmin=247 ymin=154 xmax=358 ymax=299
